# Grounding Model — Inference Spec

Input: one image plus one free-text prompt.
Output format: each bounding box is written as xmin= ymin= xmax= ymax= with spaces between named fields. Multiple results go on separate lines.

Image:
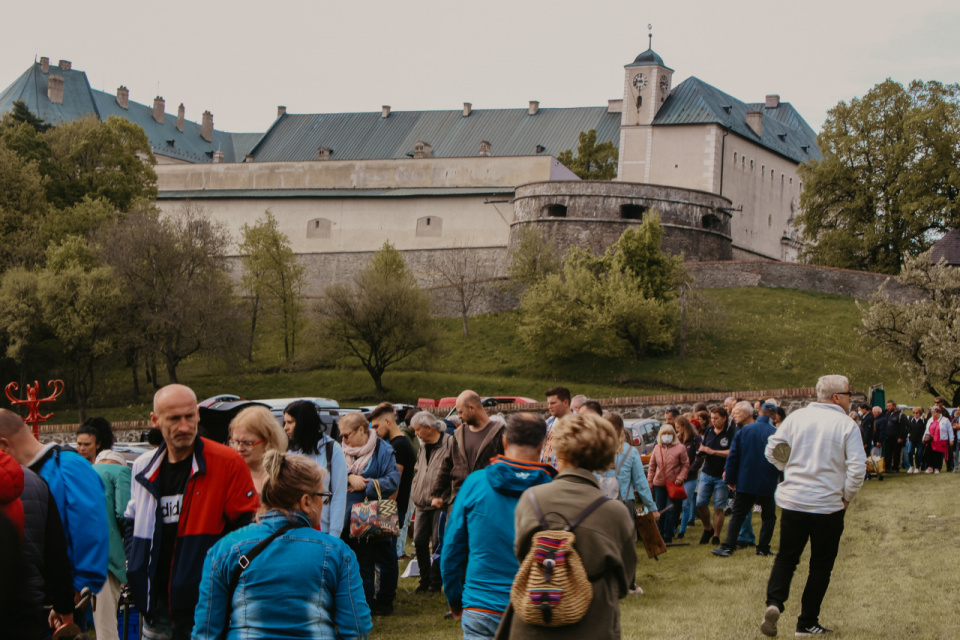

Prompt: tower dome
xmin=630 ymin=47 xmax=665 ymax=66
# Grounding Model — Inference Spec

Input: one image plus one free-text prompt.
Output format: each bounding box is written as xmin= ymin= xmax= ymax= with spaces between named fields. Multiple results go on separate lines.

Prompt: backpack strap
xmin=325 ymin=439 xmax=334 ymax=474
xmin=566 ymin=496 xmax=610 ymax=531
xmin=527 ymin=491 xmax=550 ymax=530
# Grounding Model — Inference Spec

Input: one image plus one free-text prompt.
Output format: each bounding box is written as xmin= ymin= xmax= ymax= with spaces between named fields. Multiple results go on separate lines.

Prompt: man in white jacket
xmin=760 ymin=375 xmax=866 ymax=638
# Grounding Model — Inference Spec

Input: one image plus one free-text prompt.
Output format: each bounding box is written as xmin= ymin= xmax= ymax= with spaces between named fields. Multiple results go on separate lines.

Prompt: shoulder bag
xmin=659 ymin=446 xmax=687 ymax=501
xmin=350 ymin=478 xmax=400 ymax=539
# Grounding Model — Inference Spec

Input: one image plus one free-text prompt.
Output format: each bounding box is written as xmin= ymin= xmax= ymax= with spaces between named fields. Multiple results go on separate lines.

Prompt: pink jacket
xmin=647 ymin=442 xmax=690 ymax=487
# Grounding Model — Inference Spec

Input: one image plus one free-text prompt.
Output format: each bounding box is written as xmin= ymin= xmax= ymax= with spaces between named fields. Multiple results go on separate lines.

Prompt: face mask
xmin=661 ymin=435 xmax=674 ymax=444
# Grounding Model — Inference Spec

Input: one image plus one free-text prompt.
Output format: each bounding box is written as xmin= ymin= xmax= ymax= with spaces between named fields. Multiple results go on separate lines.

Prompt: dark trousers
xmin=348 ymin=535 xmax=398 ymax=607
xmin=925 ymin=447 xmax=944 ymax=471
xmin=884 ymin=439 xmax=903 ymax=471
xmin=723 ymin=492 xmax=776 ymax=552
xmin=766 ymin=508 xmax=845 ymax=629
xmin=653 ymin=485 xmax=682 ymax=542
xmin=413 ymin=508 xmax=443 ymax=589
xmin=911 ymin=441 xmax=926 ymax=470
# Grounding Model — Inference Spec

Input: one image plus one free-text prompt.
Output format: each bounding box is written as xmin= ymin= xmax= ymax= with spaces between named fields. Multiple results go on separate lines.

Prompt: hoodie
xmin=441 ymin=456 xmax=555 ymax=615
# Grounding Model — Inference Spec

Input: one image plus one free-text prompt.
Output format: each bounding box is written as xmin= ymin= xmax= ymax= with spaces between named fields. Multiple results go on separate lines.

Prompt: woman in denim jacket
xmin=193 ymin=451 xmax=372 ymax=639
xmin=338 ymin=413 xmax=401 ymax=616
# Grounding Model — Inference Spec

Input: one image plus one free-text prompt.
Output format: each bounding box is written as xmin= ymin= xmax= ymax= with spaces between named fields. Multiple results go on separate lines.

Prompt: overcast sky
xmin=2 ymin=0 xmax=958 ymax=135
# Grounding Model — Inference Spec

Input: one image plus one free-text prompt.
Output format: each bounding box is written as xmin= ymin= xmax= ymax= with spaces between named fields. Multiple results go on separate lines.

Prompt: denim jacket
xmin=342 ymin=436 xmax=400 ymax=535
xmin=599 ymin=443 xmax=656 ymax=512
xmin=192 ymin=510 xmax=372 ymax=639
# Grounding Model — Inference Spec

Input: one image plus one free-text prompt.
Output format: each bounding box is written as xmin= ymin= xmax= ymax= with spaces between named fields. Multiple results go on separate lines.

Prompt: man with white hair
xmin=760 ymin=375 xmax=866 ymax=638
xmin=570 ymin=394 xmax=588 ymax=414
xmin=409 ymin=412 xmax=453 ymax=593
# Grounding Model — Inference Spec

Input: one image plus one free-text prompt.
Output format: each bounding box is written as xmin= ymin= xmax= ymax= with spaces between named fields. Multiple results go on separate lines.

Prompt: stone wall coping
xmin=515 ymin=180 xmax=734 ymax=204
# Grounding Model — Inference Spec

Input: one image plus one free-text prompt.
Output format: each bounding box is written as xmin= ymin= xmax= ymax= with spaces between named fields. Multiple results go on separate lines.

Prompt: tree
xmin=860 ymin=252 xmax=960 ymax=405
xmin=796 ymin=79 xmax=960 ymax=274
xmin=98 ymin=204 xmax=242 ymax=386
xmin=505 ymin=226 xmax=561 ymax=292
xmin=556 ymin=129 xmax=619 ymax=180
xmin=238 ymin=210 xmax=306 ymax=363
xmin=429 ymin=249 xmax=496 ymax=337
xmin=0 ymin=141 xmax=49 ymax=268
xmin=519 ymin=213 xmax=686 ymax=360
xmin=319 ymin=242 xmax=440 ymax=394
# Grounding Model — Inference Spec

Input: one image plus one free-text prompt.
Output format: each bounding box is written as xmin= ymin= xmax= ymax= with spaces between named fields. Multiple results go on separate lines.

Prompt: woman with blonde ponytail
xmin=192 ymin=451 xmax=372 ymax=639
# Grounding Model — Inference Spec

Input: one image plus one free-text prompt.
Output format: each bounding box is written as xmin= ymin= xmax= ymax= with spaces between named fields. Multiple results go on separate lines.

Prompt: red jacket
xmin=0 ymin=450 xmax=24 ymax=543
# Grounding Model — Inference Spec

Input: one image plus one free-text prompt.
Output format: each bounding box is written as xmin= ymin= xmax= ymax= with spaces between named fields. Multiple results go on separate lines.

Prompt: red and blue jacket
xmin=124 ymin=437 xmax=258 ymax=630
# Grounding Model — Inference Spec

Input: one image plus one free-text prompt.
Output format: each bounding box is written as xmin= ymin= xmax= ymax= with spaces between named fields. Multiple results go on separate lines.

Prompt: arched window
xmin=702 ymin=214 xmax=722 ymax=232
xmin=543 ymin=204 xmax=567 ymax=218
xmin=416 ymin=216 xmax=442 ymax=237
xmin=306 ymin=218 xmax=332 ymax=239
xmin=620 ymin=204 xmax=646 ymax=220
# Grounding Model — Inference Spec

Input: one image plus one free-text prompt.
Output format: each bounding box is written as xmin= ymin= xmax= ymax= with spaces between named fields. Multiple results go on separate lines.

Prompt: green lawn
xmin=47 ymin=287 xmax=926 ymax=424
xmin=380 ymin=472 xmax=960 ymax=640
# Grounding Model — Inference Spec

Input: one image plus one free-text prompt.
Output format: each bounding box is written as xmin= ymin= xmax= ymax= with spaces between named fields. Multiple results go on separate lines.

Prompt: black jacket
xmin=908 ymin=416 xmax=927 ymax=443
xmin=886 ymin=411 xmax=909 ymax=441
xmin=860 ymin=413 xmax=875 ymax=447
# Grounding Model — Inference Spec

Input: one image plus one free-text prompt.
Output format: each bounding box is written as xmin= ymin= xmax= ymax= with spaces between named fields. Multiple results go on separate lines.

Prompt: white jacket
xmin=765 ymin=402 xmax=866 ymax=514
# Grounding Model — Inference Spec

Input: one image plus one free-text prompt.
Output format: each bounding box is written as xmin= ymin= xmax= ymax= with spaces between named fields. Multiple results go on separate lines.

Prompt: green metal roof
xmin=0 ymin=62 xmax=100 ymax=124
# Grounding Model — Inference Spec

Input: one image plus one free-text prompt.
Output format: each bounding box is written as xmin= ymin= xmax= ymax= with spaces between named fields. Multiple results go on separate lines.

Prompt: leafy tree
xmin=4 ymin=100 xmax=51 ymax=133
xmin=319 ymin=242 xmax=440 ymax=394
xmin=505 ymin=226 xmax=561 ymax=292
xmin=0 ymin=141 xmax=48 ymax=268
xmin=796 ymin=79 xmax=960 ymax=274
xmin=44 ymin=115 xmax=157 ymax=211
xmin=556 ymin=129 xmax=619 ymax=180
xmin=98 ymin=204 xmax=242 ymax=386
xmin=0 ymin=267 xmax=43 ymax=367
xmin=860 ymin=251 xmax=960 ymax=405
xmin=239 ymin=210 xmax=306 ymax=363
xmin=519 ymin=213 xmax=686 ymax=360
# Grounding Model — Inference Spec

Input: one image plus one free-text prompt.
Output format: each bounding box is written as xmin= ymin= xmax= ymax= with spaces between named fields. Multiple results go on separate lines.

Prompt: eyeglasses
xmin=312 ymin=492 xmax=333 ymax=505
xmin=833 ymin=391 xmax=852 ymax=397
xmin=229 ymin=438 xmax=265 ymax=449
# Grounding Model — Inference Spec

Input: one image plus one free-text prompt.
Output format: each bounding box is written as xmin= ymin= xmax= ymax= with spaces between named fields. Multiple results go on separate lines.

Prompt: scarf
xmin=343 ymin=429 xmax=378 ymax=475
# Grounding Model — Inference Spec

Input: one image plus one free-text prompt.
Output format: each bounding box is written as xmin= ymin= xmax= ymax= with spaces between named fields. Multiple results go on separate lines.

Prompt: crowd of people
xmin=0 ymin=376 xmax=945 ymax=639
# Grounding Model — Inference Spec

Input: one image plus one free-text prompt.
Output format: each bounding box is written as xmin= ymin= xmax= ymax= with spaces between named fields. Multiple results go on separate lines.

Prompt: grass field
xmin=46 ymin=287 xmax=927 ymax=424
xmin=378 ymin=472 xmax=960 ymax=640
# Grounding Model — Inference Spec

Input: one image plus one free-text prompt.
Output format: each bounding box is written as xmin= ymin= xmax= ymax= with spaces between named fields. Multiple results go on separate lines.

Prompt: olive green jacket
xmin=497 ymin=467 xmax=637 ymax=640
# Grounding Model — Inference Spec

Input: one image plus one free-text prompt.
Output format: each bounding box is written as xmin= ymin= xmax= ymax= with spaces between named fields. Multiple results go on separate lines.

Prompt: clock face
xmin=659 ymin=76 xmax=669 ymax=94
xmin=632 ymin=73 xmax=647 ymax=90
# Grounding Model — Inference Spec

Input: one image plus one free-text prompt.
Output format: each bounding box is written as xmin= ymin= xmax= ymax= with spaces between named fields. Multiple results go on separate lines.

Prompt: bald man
xmin=430 ymin=390 xmax=505 ymax=509
xmin=124 ymin=384 xmax=259 ymax=640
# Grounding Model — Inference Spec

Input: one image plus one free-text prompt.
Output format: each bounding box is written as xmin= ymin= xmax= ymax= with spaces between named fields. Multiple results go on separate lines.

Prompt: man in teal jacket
xmin=442 ymin=413 xmax=556 ymax=639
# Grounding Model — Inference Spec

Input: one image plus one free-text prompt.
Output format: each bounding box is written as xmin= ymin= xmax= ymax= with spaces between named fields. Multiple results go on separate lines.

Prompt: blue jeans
xmin=350 ymin=536 xmax=398 ymax=608
xmin=903 ymin=441 xmax=914 ymax=469
xmin=653 ymin=485 xmax=682 ymax=542
xmin=462 ymin=609 xmax=502 ymax=640
xmin=679 ymin=477 xmax=698 ymax=534
xmin=739 ymin=513 xmax=756 ymax=544
xmin=696 ymin=472 xmax=730 ymax=508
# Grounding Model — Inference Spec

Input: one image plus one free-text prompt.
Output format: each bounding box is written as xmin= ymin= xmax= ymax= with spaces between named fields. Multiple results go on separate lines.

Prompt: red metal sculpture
xmin=5 ymin=380 xmax=65 ymax=440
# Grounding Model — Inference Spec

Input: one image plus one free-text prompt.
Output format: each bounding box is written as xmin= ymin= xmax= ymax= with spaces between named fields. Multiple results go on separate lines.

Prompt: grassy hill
xmin=46 ymin=287 xmax=923 ymax=424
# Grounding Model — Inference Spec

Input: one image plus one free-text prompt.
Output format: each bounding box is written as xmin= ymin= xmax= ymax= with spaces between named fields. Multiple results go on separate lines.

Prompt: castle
xmin=1 ymin=48 xmax=821 ymax=298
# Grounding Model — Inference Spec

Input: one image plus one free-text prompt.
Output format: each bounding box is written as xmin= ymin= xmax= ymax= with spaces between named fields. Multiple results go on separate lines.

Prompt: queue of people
xmin=0 ymin=377 xmax=944 ymax=639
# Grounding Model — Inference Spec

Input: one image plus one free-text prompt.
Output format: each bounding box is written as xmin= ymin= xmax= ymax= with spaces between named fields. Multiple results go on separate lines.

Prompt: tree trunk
xmin=679 ymin=286 xmax=687 ymax=361
xmin=130 ymin=349 xmax=140 ymax=400
xmin=248 ymin=294 xmax=259 ymax=363
xmin=461 ymin=313 xmax=470 ymax=337
xmin=165 ymin=353 xmax=179 ymax=384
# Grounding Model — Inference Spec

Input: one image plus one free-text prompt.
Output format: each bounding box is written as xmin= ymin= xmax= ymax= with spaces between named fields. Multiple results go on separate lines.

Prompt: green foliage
xmin=4 ymin=100 xmax=51 ymax=133
xmin=0 ymin=267 xmax=42 ymax=365
xmin=556 ymin=129 xmax=619 ymax=180
xmin=519 ymin=214 xmax=687 ymax=360
xmin=860 ymin=252 xmax=960 ymax=405
xmin=797 ymin=79 xmax=960 ymax=274
xmin=318 ymin=242 xmax=441 ymax=394
xmin=0 ymin=141 xmax=48 ymax=268
xmin=239 ymin=210 xmax=306 ymax=363
xmin=505 ymin=226 xmax=561 ymax=291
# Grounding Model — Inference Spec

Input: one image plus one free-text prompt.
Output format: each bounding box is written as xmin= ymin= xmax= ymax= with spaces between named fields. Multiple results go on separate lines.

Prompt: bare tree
xmin=429 ymin=249 xmax=496 ymax=337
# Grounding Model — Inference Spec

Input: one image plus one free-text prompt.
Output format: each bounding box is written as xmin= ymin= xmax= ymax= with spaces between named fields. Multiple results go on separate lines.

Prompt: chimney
xmin=462 ymin=102 xmax=472 ymax=117
xmin=277 ymin=105 xmax=286 ymax=117
xmin=607 ymin=99 xmax=623 ymax=113
xmin=746 ymin=110 xmax=763 ymax=137
xmin=177 ymin=103 xmax=184 ymax=132
xmin=528 ymin=100 xmax=539 ymax=115
xmin=201 ymin=110 xmax=213 ymax=142
xmin=245 ymin=154 xmax=255 ymax=162
xmin=765 ymin=94 xmax=780 ymax=109
xmin=413 ymin=141 xmax=432 ymax=159
xmin=381 ymin=105 xmax=391 ymax=118
xmin=47 ymin=75 xmax=64 ymax=104
xmin=212 ymin=150 xmax=224 ymax=164
xmin=116 ymin=86 xmax=129 ymax=109
xmin=478 ymin=141 xmax=491 ymax=157
xmin=58 ymin=60 xmax=71 ymax=71
xmin=40 ymin=57 xmax=49 ymax=73
xmin=152 ymin=96 xmax=165 ymax=124
xmin=318 ymin=147 xmax=332 ymax=160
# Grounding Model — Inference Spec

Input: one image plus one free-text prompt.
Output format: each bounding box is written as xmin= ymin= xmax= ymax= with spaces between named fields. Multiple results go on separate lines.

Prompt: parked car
xmin=253 ymin=397 xmax=342 ymax=439
xmin=624 ymin=418 xmax=660 ymax=470
xmin=436 ymin=395 xmax=537 ymax=409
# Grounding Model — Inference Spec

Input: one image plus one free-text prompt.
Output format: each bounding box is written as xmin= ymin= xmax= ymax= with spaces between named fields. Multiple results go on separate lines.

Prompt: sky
xmin=1 ymin=0 xmax=958 ymax=135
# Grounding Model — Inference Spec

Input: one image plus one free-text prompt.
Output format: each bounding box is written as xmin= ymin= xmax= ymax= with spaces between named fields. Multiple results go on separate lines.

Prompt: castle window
xmin=543 ymin=204 xmax=567 ymax=218
xmin=741 ymin=157 xmax=745 ymax=168
xmin=761 ymin=165 xmax=765 ymax=176
xmin=750 ymin=160 xmax=754 ymax=170
xmin=733 ymin=151 xmax=738 ymax=163
xmin=620 ymin=204 xmax=646 ymax=220
xmin=306 ymin=218 xmax=332 ymax=239
xmin=702 ymin=214 xmax=722 ymax=232
xmin=416 ymin=215 xmax=442 ymax=237
xmin=790 ymin=177 xmax=793 ymax=185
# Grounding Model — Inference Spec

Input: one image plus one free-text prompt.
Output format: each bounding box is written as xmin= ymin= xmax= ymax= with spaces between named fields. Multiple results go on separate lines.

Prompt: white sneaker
xmin=926 ymin=468 xmax=934 ymax=474
xmin=935 ymin=469 xmax=940 ymax=474
xmin=628 ymin=584 xmax=643 ymax=596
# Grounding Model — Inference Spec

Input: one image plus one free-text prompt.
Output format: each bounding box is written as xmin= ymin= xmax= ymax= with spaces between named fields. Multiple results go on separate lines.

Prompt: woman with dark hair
xmin=75 ymin=417 xmax=114 ymax=465
xmin=283 ymin=401 xmax=347 ymax=537
xmin=192 ymin=451 xmax=372 ymax=639
xmin=338 ymin=412 xmax=401 ymax=616
xmin=675 ymin=416 xmax=703 ymax=540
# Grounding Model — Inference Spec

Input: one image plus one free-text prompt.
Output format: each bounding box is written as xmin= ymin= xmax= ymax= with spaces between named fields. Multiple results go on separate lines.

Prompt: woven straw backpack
xmin=511 ymin=492 xmax=609 ymax=627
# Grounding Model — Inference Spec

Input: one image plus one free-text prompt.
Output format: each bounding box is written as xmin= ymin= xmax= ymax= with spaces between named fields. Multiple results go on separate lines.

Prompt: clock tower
xmin=617 ymin=37 xmax=673 ymax=182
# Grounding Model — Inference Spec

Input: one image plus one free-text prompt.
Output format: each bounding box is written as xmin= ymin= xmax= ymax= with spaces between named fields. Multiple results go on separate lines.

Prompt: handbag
xmin=659 ymin=447 xmax=688 ymax=501
xmin=349 ymin=478 xmax=400 ymax=539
